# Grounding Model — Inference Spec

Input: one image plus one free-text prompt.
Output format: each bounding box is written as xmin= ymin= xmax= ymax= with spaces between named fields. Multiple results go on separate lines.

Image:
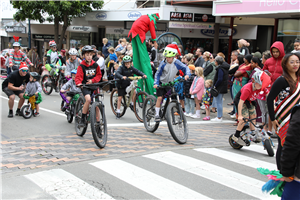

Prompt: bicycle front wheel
xmin=110 ymin=89 xmax=126 ymax=117
xmin=165 ymin=102 xmax=188 ymax=144
xmin=90 ymin=102 xmax=107 ymax=148
xmin=41 ymin=75 xmax=53 ymax=95
xmin=143 ymin=95 xmax=159 ymax=133
xmin=74 ymin=96 xmax=87 ymax=136
xmin=134 ymin=91 xmax=148 ymax=123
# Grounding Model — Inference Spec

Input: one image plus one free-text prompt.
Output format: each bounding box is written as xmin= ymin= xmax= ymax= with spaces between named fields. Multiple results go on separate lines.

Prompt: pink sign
xmin=215 ymin=0 xmax=300 ymax=15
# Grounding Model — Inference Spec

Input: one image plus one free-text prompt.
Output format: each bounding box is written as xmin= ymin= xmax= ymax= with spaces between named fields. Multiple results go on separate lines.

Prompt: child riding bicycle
xmin=61 ymin=69 xmax=82 ymax=111
xmin=115 ymin=55 xmax=147 ymax=119
xmin=154 ymin=44 xmax=190 ymax=122
xmin=75 ymin=45 xmax=102 ymax=127
xmin=24 ymin=72 xmax=42 ymax=116
xmin=65 ymin=48 xmax=81 ymax=78
xmin=232 ymin=70 xmax=271 ymax=145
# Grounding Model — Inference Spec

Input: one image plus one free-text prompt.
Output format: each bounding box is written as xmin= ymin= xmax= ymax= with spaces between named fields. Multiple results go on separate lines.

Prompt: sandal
xmin=210 ymin=109 xmax=217 ymax=113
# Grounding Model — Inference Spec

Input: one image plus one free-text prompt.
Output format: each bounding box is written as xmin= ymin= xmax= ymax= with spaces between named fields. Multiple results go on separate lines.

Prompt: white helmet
xmin=69 ymin=48 xmax=78 ymax=56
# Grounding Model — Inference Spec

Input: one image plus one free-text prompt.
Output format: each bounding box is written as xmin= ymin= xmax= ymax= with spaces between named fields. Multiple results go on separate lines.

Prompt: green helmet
xmin=163 ymin=49 xmax=177 ymax=58
xmin=123 ymin=55 xmax=132 ymax=63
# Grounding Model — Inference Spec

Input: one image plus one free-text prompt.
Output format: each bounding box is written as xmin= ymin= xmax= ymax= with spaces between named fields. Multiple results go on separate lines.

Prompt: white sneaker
xmin=211 ymin=117 xmax=223 ymax=122
xmin=232 ymin=135 xmax=246 ymax=146
xmin=230 ymin=114 xmax=236 ymax=118
xmin=184 ymin=112 xmax=190 ymax=117
xmin=201 ymin=105 xmax=205 ymax=110
xmin=191 ymin=114 xmax=201 ymax=119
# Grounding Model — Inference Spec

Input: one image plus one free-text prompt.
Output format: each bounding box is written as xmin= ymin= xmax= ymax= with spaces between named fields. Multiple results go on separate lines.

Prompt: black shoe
xmin=8 ymin=111 xmax=13 ymax=118
xmin=15 ymin=110 xmax=22 ymax=116
xmin=116 ymin=113 xmax=120 ymax=119
xmin=78 ymin=117 xmax=86 ymax=127
xmin=228 ymin=111 xmax=234 ymax=115
xmin=202 ymin=111 xmax=206 ymax=114
xmin=61 ymin=106 xmax=68 ymax=112
xmin=129 ymin=104 xmax=134 ymax=112
xmin=154 ymin=115 xmax=161 ymax=122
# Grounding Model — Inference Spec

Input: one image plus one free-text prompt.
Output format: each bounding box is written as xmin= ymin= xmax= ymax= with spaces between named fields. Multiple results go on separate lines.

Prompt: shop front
xmin=67 ymin=25 xmax=98 ymax=49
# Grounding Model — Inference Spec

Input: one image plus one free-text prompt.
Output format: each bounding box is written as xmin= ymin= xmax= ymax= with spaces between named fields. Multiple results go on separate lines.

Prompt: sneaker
xmin=129 ymin=104 xmax=134 ymax=112
xmin=211 ymin=117 xmax=222 ymax=122
xmin=61 ymin=106 xmax=68 ymax=112
xmin=191 ymin=114 xmax=201 ymax=119
xmin=267 ymin=131 xmax=273 ymax=136
xmin=228 ymin=111 xmax=235 ymax=115
xmin=15 ymin=110 xmax=22 ymax=116
xmin=184 ymin=112 xmax=189 ymax=117
xmin=34 ymin=112 xmax=40 ymax=117
xmin=230 ymin=114 xmax=236 ymax=119
xmin=8 ymin=111 xmax=13 ymax=118
xmin=116 ymin=113 xmax=121 ymax=119
xmin=232 ymin=135 xmax=246 ymax=146
xmin=203 ymin=116 xmax=210 ymax=121
xmin=154 ymin=115 xmax=161 ymax=122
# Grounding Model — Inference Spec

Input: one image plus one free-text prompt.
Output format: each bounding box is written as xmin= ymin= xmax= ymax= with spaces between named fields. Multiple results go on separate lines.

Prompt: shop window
xmin=278 ymin=19 xmax=300 ymax=53
xmin=69 ymin=32 xmax=90 ymax=48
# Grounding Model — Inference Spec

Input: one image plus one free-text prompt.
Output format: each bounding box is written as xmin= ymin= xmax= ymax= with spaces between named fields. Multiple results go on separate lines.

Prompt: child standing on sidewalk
xmin=202 ymin=80 xmax=213 ymax=120
xmin=190 ymin=67 xmax=205 ymax=119
xmin=184 ymin=64 xmax=196 ymax=117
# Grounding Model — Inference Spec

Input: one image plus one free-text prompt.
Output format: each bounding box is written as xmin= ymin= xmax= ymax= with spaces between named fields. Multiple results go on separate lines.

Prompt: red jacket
xmin=128 ymin=15 xmax=157 ymax=43
xmin=262 ymin=41 xmax=285 ymax=85
xmin=75 ymin=60 xmax=102 ymax=85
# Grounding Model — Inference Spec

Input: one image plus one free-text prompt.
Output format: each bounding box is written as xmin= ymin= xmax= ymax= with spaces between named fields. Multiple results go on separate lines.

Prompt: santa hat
xmin=165 ymin=44 xmax=181 ymax=56
xmin=19 ymin=62 xmax=28 ymax=71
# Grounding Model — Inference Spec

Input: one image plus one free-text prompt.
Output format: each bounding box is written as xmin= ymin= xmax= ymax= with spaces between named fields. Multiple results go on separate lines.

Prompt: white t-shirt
xmin=97 ymin=57 xmax=105 ymax=70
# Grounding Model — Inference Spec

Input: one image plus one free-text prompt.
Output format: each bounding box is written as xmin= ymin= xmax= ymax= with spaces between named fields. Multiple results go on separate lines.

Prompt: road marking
xmin=144 ymin=151 xmax=277 ymax=200
xmin=245 ymin=143 xmax=277 ymax=156
xmin=195 ymin=148 xmax=277 ymax=170
xmin=90 ymin=159 xmax=212 ymax=200
xmin=25 ymin=169 xmax=114 ymax=199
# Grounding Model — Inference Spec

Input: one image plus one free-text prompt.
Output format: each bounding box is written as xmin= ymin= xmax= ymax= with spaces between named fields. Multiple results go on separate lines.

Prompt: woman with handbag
xmin=211 ymin=56 xmax=230 ymax=122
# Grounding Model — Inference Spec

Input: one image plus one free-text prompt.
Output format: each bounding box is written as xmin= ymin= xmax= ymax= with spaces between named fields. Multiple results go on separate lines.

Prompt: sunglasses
xmin=21 ymin=69 xmax=28 ymax=72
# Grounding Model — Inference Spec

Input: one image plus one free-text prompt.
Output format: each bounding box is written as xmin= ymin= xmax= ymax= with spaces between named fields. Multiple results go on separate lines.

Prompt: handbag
xmin=211 ymin=87 xmax=219 ymax=97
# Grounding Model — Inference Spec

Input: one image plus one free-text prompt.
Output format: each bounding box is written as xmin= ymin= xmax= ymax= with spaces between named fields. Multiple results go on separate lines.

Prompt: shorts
xmin=241 ymin=103 xmax=256 ymax=118
xmin=204 ymin=104 xmax=210 ymax=109
xmin=117 ymin=82 xmax=130 ymax=97
xmin=2 ymin=87 xmax=24 ymax=97
xmin=82 ymin=88 xmax=93 ymax=97
xmin=156 ymin=86 xmax=172 ymax=97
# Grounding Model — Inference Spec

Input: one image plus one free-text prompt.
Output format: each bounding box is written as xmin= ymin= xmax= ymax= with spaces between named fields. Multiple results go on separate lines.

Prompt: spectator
xmin=204 ymin=53 xmax=216 ymax=81
xmin=211 ymin=56 xmax=230 ymax=122
xmin=217 ymin=52 xmax=226 ymax=62
xmin=102 ymin=38 xmax=112 ymax=59
xmin=5 ymin=53 xmax=11 ymax=75
xmin=28 ymin=48 xmax=40 ymax=73
xmin=115 ymin=42 xmax=126 ymax=54
xmin=292 ymin=38 xmax=300 ymax=53
xmin=149 ymin=40 xmax=158 ymax=68
xmin=202 ymin=51 xmax=211 ymax=69
xmin=184 ymin=64 xmax=196 ymax=117
xmin=237 ymin=39 xmax=250 ymax=56
xmin=194 ymin=47 xmax=204 ymax=67
xmin=125 ymin=44 xmax=133 ymax=57
xmin=261 ymin=50 xmax=271 ymax=65
xmin=190 ymin=67 xmax=205 ymax=119
xmin=251 ymin=51 xmax=262 ymax=59
xmin=96 ymin=51 xmax=106 ymax=81
xmin=230 ymin=50 xmax=238 ymax=66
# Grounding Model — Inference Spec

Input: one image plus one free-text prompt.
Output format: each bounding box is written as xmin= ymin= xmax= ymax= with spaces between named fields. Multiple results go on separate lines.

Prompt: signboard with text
xmin=5 ymin=26 xmax=26 ymax=33
xmin=170 ymin=12 xmax=193 ymax=22
xmin=169 ymin=22 xmax=214 ymax=30
xmin=194 ymin=14 xmax=215 ymax=23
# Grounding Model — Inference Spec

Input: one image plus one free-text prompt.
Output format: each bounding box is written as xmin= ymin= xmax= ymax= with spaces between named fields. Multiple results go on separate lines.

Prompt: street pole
xmin=227 ymin=17 xmax=234 ymax=64
xmin=28 ymin=18 xmax=31 ymax=49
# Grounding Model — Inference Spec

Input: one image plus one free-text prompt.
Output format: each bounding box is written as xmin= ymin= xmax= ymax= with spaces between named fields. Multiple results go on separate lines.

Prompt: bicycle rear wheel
xmin=110 ymin=89 xmax=126 ymax=117
xmin=41 ymin=75 xmax=53 ymax=95
xmin=90 ymin=102 xmax=107 ymax=148
xmin=143 ymin=95 xmax=159 ymax=133
xmin=264 ymin=139 xmax=274 ymax=157
xmin=134 ymin=91 xmax=148 ymax=123
xmin=74 ymin=96 xmax=87 ymax=136
xmin=165 ymin=102 xmax=188 ymax=144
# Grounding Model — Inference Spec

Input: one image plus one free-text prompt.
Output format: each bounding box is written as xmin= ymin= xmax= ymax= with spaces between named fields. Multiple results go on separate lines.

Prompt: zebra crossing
xmin=3 ymin=145 xmax=280 ymax=200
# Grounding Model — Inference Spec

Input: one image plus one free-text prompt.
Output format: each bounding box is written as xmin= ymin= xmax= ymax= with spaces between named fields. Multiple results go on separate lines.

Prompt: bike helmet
xmin=123 ymin=55 xmax=132 ymax=63
xmin=30 ymin=72 xmax=41 ymax=81
xmin=81 ymin=45 xmax=94 ymax=55
xmin=163 ymin=44 xmax=181 ymax=57
xmin=69 ymin=48 xmax=78 ymax=56
xmin=71 ymin=69 xmax=77 ymax=75
xmin=13 ymin=35 xmax=21 ymax=47
xmin=252 ymin=69 xmax=271 ymax=90
xmin=49 ymin=40 xmax=56 ymax=47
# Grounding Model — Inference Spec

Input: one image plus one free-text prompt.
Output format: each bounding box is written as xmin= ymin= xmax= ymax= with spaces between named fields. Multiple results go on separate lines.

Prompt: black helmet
xmin=82 ymin=45 xmax=94 ymax=55
xmin=30 ymin=72 xmax=41 ymax=81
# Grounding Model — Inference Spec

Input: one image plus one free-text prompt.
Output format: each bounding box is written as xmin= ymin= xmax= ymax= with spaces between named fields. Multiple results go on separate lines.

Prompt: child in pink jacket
xmin=190 ymin=67 xmax=205 ymax=118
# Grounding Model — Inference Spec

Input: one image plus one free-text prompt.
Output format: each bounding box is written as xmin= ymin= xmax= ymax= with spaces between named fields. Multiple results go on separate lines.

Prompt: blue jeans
xmin=212 ymin=98 xmax=217 ymax=108
xmin=282 ymin=181 xmax=300 ymax=200
xmin=215 ymin=93 xmax=224 ymax=118
xmin=185 ymin=98 xmax=195 ymax=114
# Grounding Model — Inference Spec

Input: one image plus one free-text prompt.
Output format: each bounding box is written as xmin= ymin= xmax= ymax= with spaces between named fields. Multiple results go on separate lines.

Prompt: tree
xmin=11 ymin=0 xmax=104 ymax=50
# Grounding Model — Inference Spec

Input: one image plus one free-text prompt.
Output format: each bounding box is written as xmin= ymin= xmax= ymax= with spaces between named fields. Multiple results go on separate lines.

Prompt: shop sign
xmin=200 ymin=26 xmax=237 ymax=37
xmin=170 ymin=12 xmax=193 ymax=22
xmin=95 ymin=12 xmax=107 ymax=20
xmin=194 ymin=14 xmax=215 ymax=23
xmin=33 ymin=34 xmax=56 ymax=39
xmin=5 ymin=26 xmax=26 ymax=33
xmin=67 ymin=26 xmax=98 ymax=32
xmin=128 ymin=11 xmax=142 ymax=19
xmin=169 ymin=22 xmax=213 ymax=29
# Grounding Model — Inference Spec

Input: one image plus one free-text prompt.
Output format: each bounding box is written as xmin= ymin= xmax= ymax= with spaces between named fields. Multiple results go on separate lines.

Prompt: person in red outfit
xmin=128 ymin=13 xmax=160 ymax=95
xmin=262 ymin=41 xmax=285 ymax=135
xmin=75 ymin=45 xmax=102 ymax=127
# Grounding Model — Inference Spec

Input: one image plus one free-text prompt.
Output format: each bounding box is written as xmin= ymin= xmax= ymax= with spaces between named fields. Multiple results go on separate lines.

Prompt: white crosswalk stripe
xmin=18 ymin=147 xmax=279 ymax=200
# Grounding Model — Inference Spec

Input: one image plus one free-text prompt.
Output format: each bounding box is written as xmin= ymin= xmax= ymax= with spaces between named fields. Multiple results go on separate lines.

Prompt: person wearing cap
xmin=128 ymin=13 xmax=160 ymax=95
xmin=232 ymin=70 xmax=271 ymax=146
xmin=251 ymin=51 xmax=262 ymax=59
xmin=2 ymin=62 xmax=30 ymax=117
xmin=9 ymin=36 xmax=33 ymax=72
xmin=153 ymin=43 xmax=191 ymax=122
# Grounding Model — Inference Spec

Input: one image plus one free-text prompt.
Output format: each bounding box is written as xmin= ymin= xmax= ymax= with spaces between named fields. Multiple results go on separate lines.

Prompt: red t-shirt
xmin=240 ymin=82 xmax=269 ymax=102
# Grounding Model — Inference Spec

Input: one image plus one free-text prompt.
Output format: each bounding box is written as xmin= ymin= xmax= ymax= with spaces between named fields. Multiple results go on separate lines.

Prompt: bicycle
xmin=21 ymin=94 xmax=39 ymax=119
xmin=228 ymin=116 xmax=275 ymax=157
xmin=142 ymin=78 xmax=188 ymax=144
xmin=60 ymin=91 xmax=81 ymax=123
xmin=41 ymin=66 xmax=69 ymax=95
xmin=74 ymin=80 xmax=115 ymax=148
xmin=110 ymin=76 xmax=148 ymax=122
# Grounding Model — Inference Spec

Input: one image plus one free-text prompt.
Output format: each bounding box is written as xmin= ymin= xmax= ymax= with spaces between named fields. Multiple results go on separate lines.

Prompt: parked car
xmin=0 ymin=49 xmax=13 ymax=74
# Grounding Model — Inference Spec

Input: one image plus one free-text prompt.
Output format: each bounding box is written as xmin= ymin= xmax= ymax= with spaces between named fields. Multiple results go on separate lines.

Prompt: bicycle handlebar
xmin=157 ymin=77 xmax=185 ymax=88
xmin=78 ymin=80 xmax=116 ymax=89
